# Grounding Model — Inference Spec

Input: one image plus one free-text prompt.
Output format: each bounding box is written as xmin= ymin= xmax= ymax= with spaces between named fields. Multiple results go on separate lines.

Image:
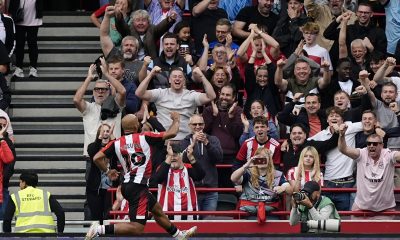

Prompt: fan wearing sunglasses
xmin=338 ymin=123 xmax=400 ymax=219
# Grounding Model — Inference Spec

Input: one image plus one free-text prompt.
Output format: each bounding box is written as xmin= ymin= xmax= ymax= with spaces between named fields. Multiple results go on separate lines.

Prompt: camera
xmin=301 ymin=219 xmax=341 ymax=233
xmin=253 ymin=157 xmax=267 ymax=165
xmin=293 ymin=191 xmax=309 ymax=201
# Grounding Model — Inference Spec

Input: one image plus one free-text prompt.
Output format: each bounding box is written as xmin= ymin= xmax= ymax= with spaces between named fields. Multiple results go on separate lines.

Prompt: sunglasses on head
xmin=366 ymin=141 xmax=382 ymax=146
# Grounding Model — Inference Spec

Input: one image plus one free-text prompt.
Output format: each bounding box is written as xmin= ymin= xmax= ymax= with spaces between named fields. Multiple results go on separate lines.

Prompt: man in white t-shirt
xmin=338 ymin=126 xmax=400 ymax=219
xmin=135 ymin=66 xmax=216 ymax=140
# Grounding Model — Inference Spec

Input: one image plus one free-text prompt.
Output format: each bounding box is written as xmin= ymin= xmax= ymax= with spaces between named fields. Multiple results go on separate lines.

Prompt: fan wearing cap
xmin=289 ymin=181 xmax=340 ymax=226
xmin=153 ymin=141 xmax=205 ymax=220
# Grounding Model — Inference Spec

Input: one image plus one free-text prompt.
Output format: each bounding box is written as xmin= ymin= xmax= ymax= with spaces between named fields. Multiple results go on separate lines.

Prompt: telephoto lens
xmin=301 ymin=219 xmax=341 ymax=233
xmin=293 ymin=192 xmax=307 ymax=201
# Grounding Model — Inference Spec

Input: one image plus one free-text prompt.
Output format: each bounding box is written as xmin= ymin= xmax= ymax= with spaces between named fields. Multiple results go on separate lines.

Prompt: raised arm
xmin=100 ymin=58 xmax=126 ymax=107
xmin=135 ymin=66 xmax=161 ymax=101
xmin=162 ymin=112 xmax=180 ymax=140
xmin=73 ymin=65 xmax=96 ymax=113
xmin=192 ymin=0 xmax=211 ymax=17
xmin=338 ymin=13 xmax=350 ymax=59
xmin=100 ymin=6 xmax=115 ymax=57
xmin=359 ymin=70 xmax=377 ymax=108
xmin=197 ymin=35 xmax=209 ymax=71
xmin=138 ymin=56 xmax=152 ymax=82
xmin=192 ymin=67 xmax=216 ymax=105
xmin=317 ymin=60 xmax=331 ymax=89
xmin=232 ymin=21 xmax=250 ymax=40
xmin=237 ymin=28 xmax=255 ymax=63
xmin=275 ymin=59 xmax=288 ymax=92
xmin=338 ymin=123 xmax=360 ymax=160
xmin=373 ymin=57 xmax=397 ymax=84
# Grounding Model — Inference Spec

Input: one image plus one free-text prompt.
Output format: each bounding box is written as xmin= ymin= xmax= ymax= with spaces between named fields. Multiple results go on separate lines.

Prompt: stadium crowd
xmin=0 ymin=0 xmax=400 ymax=237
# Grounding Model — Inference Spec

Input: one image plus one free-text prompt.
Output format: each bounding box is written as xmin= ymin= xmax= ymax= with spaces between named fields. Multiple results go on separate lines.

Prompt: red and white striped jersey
xmin=101 ymin=132 xmax=165 ymax=185
xmin=287 ymin=167 xmax=324 ymax=188
xmin=236 ymin=137 xmax=281 ymax=164
xmin=157 ymin=165 xmax=198 ymax=220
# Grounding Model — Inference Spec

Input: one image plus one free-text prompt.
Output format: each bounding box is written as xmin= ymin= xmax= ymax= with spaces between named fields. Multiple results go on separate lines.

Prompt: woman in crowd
xmin=240 ymin=100 xmax=279 ymax=145
xmin=287 ymin=146 xmax=323 ymax=193
xmin=231 ymin=148 xmax=292 ymax=221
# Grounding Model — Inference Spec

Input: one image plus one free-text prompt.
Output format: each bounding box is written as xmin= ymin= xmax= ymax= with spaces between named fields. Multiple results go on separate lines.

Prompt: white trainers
xmin=13 ymin=67 xmax=24 ymax=78
xmin=84 ymin=221 xmax=100 ymax=240
xmin=29 ymin=67 xmax=38 ymax=78
xmin=179 ymin=226 xmax=197 ymax=240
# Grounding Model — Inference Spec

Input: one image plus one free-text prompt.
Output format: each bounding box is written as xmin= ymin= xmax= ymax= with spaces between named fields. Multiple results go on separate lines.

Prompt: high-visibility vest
xmin=11 ymin=186 xmax=56 ymax=233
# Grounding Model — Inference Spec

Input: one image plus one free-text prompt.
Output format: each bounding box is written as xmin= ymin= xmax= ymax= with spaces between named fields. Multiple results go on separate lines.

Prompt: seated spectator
xmin=86 ymin=124 xmax=118 ymax=224
xmin=302 ymin=22 xmax=333 ymax=72
xmin=278 ymin=93 xmax=327 ymax=137
xmin=115 ymin=9 xmax=176 ymax=59
xmin=289 ymin=181 xmax=340 ymax=226
xmin=203 ymin=84 xmax=242 ymax=186
xmin=338 ymin=129 xmax=400 ymax=219
xmin=139 ymin=33 xmax=193 ymax=89
xmin=100 ymin=5 xmax=144 ymax=84
xmin=232 ymin=0 xmax=279 ymax=41
xmin=145 ymin=0 xmax=184 ymax=32
xmin=240 ymin=100 xmax=279 ymax=145
xmin=243 ymin=61 xmax=281 ymax=118
xmin=191 ymin=0 xmax=228 ymax=54
xmin=309 ymin=107 xmax=362 ymax=211
xmin=179 ymin=114 xmax=223 ymax=217
xmin=111 ymin=185 xmax=129 ymax=220
xmin=281 ymin=123 xmax=338 ymax=175
xmin=136 ymin=67 xmax=216 ymax=140
xmin=153 ymin=142 xmax=205 ymax=220
xmin=287 ymin=146 xmax=323 ymax=193
xmin=231 ymin=148 xmax=291 ymax=221
xmin=272 ymin=0 xmax=308 ymax=58
xmin=235 ymin=115 xmax=281 ymax=168
xmin=275 ymin=58 xmax=331 ymax=104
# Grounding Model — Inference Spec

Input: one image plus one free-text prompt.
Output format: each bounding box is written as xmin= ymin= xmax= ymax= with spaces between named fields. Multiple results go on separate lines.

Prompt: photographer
xmin=289 ymin=181 xmax=340 ymax=226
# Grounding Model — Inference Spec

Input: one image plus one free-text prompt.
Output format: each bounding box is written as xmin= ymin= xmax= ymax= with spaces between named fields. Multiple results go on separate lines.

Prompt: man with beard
xmin=203 ymin=84 xmax=243 ymax=187
xmin=338 ymin=127 xmax=400 ymax=219
xmin=309 ymin=107 xmax=362 ymax=211
xmin=373 ymin=57 xmax=400 ymax=101
xmin=324 ymin=3 xmax=387 ymax=68
xmin=101 ymin=6 xmax=143 ymax=84
xmin=139 ymin=33 xmax=193 ymax=89
xmin=136 ymin=67 xmax=216 ymax=140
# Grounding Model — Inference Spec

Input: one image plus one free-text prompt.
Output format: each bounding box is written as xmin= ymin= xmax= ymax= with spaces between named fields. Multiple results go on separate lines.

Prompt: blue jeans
xmin=0 ymin=189 xmax=10 ymax=220
xmin=197 ymin=192 xmax=218 ymax=219
xmin=324 ymin=180 xmax=354 ymax=211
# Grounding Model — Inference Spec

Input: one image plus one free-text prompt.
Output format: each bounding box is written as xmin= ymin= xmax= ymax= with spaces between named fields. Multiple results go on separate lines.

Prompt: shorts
xmin=121 ymin=182 xmax=157 ymax=225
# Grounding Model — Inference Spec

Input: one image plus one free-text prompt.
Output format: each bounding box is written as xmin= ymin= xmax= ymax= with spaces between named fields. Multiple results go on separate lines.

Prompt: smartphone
xmin=179 ymin=44 xmax=189 ymax=56
xmin=253 ymin=157 xmax=267 ymax=165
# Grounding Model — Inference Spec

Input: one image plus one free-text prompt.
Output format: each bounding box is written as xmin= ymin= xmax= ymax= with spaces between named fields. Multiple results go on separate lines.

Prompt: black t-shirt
xmin=191 ymin=2 xmax=228 ymax=54
xmin=235 ymin=6 xmax=279 ymax=35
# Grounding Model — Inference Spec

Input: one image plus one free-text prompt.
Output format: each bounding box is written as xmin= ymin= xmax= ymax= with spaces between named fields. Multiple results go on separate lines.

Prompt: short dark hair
xmin=382 ymin=82 xmax=398 ymax=92
xmin=358 ymin=2 xmax=372 ymax=11
xmin=362 ymin=110 xmax=377 ymax=118
xmin=173 ymin=20 xmax=190 ymax=35
xmin=255 ymin=65 xmax=269 ymax=76
xmin=253 ymin=115 xmax=268 ymax=126
xmin=163 ymin=32 xmax=179 ymax=44
xmin=20 ymin=171 xmax=39 ymax=187
xmin=325 ymin=106 xmax=344 ymax=119
xmin=305 ymin=93 xmax=321 ymax=103
xmin=370 ymin=51 xmax=386 ymax=63
xmin=290 ymin=123 xmax=309 ymax=138
xmin=336 ymin=57 xmax=351 ymax=68
xmin=107 ymin=55 xmax=125 ymax=69
xmin=221 ymin=84 xmax=237 ymax=99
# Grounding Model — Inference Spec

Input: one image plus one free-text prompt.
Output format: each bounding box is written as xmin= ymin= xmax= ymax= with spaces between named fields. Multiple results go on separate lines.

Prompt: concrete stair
xmin=9 ymin=11 xmax=99 ymax=221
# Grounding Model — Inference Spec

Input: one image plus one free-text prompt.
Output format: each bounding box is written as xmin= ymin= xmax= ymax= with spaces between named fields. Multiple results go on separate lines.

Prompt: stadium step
xmin=9 ymin=11 xmax=99 ymax=222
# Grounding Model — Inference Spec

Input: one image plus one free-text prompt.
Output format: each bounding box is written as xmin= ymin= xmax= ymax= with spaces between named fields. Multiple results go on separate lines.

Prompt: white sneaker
xmin=179 ymin=226 xmax=197 ymax=240
xmin=13 ymin=67 xmax=24 ymax=78
xmin=84 ymin=221 xmax=100 ymax=240
xmin=29 ymin=67 xmax=38 ymax=78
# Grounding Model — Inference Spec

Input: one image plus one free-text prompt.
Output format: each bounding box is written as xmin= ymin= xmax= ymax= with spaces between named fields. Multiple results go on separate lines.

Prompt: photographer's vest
xmin=298 ymin=196 xmax=340 ymax=221
xmin=11 ymin=187 xmax=56 ymax=233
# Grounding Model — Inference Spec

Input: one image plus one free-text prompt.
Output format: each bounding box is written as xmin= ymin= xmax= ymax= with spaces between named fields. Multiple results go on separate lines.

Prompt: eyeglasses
xmin=190 ymin=123 xmax=205 ymax=126
xmin=94 ymin=87 xmax=109 ymax=92
xmin=366 ymin=141 xmax=382 ymax=146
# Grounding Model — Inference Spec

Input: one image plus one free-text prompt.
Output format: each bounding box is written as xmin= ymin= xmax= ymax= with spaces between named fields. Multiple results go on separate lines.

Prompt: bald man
xmin=86 ymin=112 xmax=197 ymax=240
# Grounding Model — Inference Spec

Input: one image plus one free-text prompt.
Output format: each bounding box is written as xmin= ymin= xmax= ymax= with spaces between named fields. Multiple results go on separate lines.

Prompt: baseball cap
xmin=301 ymin=181 xmax=320 ymax=194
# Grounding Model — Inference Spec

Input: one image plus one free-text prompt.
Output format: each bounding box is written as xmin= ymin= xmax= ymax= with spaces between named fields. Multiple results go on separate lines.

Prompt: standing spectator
xmin=287 ymin=146 xmax=323 ymax=193
xmin=179 ymin=114 xmax=223 ymax=217
xmin=0 ymin=0 xmax=15 ymax=74
xmin=136 ymin=67 xmax=216 ymax=140
xmin=209 ymin=18 xmax=239 ymax=54
xmin=109 ymin=0 xmax=134 ymax=47
xmin=338 ymin=127 xmax=400 ymax=219
xmin=191 ymin=0 xmax=228 ymax=54
xmin=86 ymin=113 xmax=197 ymax=239
xmin=240 ymin=100 xmax=279 ymax=145
xmin=9 ymin=0 xmax=43 ymax=78
xmin=145 ymin=0 xmax=184 ymax=32
xmin=0 ymin=73 xmax=11 ymax=111
xmin=281 ymin=123 xmax=339 ymax=175
xmin=330 ymin=88 xmax=371 ymax=122
xmin=232 ymin=0 xmax=279 ymax=41
xmin=0 ymin=117 xmax=15 ymax=220
xmin=3 ymin=172 xmax=65 ymax=233
xmin=309 ymin=107 xmax=363 ymax=211
xmin=203 ymin=84 xmax=243 ymax=186
xmin=231 ymin=148 xmax=291 ymax=221
xmin=378 ymin=0 xmax=400 ymax=62
xmin=219 ymin=0 xmax=252 ymax=22
xmin=154 ymin=142 xmax=205 ymax=220
xmin=86 ymin=124 xmax=118 ymax=224
xmin=173 ymin=21 xmax=198 ymax=63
